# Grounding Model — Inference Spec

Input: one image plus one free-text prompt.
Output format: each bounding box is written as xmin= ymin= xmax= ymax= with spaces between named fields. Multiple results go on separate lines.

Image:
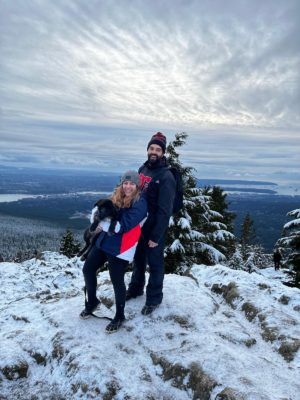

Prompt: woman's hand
xmin=94 ymin=225 xmax=103 ymax=234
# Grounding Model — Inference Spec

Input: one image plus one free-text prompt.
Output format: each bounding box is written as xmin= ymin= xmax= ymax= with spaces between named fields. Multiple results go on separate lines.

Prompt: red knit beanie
xmin=147 ymin=132 xmax=167 ymax=153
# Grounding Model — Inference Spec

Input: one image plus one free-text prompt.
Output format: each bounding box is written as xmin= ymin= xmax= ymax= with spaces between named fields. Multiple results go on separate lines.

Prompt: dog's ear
xmin=94 ymin=198 xmax=106 ymax=208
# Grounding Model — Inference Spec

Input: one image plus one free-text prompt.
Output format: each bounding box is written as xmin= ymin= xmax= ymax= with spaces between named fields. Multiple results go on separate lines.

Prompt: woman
xmin=80 ymin=170 xmax=147 ymax=333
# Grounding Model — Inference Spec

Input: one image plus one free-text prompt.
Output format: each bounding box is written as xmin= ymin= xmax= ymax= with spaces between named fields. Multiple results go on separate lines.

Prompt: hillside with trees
xmin=0 ymin=213 xmax=83 ymax=262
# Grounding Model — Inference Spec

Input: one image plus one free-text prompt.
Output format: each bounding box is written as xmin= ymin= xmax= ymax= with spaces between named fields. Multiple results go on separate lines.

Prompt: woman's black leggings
xmin=82 ymin=245 xmax=128 ymax=315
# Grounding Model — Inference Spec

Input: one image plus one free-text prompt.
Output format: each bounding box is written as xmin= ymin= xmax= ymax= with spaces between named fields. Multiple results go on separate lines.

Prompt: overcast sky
xmin=0 ymin=0 xmax=299 ymax=184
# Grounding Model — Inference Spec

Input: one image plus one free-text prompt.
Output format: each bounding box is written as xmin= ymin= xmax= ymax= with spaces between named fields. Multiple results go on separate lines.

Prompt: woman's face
xmin=122 ymin=181 xmax=137 ymax=197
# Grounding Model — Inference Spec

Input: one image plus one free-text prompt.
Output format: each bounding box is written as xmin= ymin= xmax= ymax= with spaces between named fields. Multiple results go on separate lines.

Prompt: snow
xmin=0 ymin=253 xmax=299 ymax=399
xmin=189 ymin=230 xmax=205 ymax=240
xmin=284 ymin=218 xmax=300 ymax=230
xmin=170 ymin=239 xmax=185 ymax=253
xmin=209 ymin=221 xmax=227 ymax=230
xmin=198 ymin=242 xmax=227 ymax=262
xmin=288 ymin=209 xmax=300 ymax=218
xmin=210 ymin=229 xmax=235 ymax=241
xmin=209 ymin=210 xmax=223 ymax=219
xmin=179 ymin=217 xmax=191 ymax=229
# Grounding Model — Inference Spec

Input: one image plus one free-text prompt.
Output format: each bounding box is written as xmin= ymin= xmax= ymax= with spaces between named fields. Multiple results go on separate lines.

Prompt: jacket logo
xmin=140 ymin=173 xmax=152 ymax=190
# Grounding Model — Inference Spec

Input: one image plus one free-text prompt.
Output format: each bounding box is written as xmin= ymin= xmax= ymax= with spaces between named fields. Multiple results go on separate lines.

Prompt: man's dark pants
xmin=128 ymin=234 xmax=165 ymax=306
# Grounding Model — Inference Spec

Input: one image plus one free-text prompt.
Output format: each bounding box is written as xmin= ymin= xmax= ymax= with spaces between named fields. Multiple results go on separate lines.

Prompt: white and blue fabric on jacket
xmin=96 ymin=195 xmax=147 ymax=262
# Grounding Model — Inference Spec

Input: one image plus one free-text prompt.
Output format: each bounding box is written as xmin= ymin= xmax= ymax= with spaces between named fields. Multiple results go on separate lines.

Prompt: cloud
xmin=0 ymin=0 xmax=299 ymax=184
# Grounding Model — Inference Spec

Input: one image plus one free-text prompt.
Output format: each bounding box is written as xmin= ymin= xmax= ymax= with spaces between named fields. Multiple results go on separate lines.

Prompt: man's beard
xmin=147 ymin=154 xmax=161 ymax=165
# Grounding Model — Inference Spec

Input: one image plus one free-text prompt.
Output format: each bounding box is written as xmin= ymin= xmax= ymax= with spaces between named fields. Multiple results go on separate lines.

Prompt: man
xmin=127 ymin=132 xmax=176 ymax=315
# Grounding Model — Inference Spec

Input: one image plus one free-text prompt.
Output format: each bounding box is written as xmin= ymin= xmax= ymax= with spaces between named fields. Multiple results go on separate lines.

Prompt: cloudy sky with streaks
xmin=0 ymin=0 xmax=299 ymax=184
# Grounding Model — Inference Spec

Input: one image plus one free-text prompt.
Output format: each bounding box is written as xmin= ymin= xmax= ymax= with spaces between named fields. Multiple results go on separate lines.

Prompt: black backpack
xmin=169 ymin=166 xmax=183 ymax=214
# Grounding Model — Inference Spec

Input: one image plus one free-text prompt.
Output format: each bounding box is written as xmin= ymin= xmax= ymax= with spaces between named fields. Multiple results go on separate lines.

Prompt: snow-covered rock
xmin=0 ymin=252 xmax=299 ymax=399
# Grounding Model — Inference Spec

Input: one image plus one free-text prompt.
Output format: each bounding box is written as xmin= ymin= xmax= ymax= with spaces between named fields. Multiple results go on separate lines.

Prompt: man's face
xmin=147 ymin=144 xmax=164 ymax=164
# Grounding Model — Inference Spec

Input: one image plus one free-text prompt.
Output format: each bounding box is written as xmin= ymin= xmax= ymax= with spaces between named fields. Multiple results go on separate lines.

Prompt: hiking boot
xmin=79 ymin=300 xmax=100 ymax=320
xmin=141 ymin=304 xmax=159 ymax=316
xmin=125 ymin=291 xmax=143 ymax=302
xmin=79 ymin=309 xmax=93 ymax=319
xmin=105 ymin=317 xmax=125 ymax=333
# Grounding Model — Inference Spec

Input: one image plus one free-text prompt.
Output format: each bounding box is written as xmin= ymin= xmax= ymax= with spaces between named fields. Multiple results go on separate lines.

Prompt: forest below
xmin=1 ymin=193 xmax=299 ymax=262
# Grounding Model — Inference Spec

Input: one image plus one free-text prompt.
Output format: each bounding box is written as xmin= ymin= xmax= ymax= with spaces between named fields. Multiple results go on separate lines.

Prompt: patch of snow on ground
xmin=0 ymin=253 xmax=299 ymax=399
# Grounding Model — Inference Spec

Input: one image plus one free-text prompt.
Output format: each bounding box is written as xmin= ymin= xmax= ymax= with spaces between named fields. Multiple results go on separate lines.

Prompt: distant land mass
xmin=0 ymin=164 xmax=280 ymax=195
xmin=0 ymin=166 xmax=299 ymax=253
xmin=217 ymin=188 xmax=277 ymax=194
xmin=227 ymin=194 xmax=300 ymax=250
xmin=197 ymin=178 xmax=279 ymax=194
xmin=197 ymin=179 xmax=277 ymax=186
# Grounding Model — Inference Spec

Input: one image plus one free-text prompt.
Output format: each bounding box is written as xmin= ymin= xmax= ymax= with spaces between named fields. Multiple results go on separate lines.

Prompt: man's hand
xmin=148 ymin=240 xmax=158 ymax=248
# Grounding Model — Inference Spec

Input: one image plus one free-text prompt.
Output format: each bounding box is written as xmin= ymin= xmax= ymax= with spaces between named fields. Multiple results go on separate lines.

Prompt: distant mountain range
xmin=197 ymin=179 xmax=278 ymax=194
xmin=197 ymin=178 xmax=300 ymax=196
xmin=198 ymin=179 xmax=277 ymax=186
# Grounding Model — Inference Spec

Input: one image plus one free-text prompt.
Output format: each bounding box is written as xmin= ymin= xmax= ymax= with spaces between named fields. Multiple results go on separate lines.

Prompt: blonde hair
xmin=111 ymin=185 xmax=140 ymax=208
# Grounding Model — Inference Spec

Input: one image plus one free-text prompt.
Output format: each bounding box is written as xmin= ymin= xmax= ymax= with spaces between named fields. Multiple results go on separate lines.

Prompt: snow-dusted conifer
xmin=227 ymin=244 xmax=270 ymax=272
xmin=276 ymin=208 xmax=300 ymax=285
xmin=164 ymin=133 xmax=236 ymax=273
xmin=240 ymin=213 xmax=256 ymax=260
xmin=227 ymin=245 xmax=244 ymax=270
xmin=164 ymin=132 xmax=203 ymax=273
xmin=201 ymin=186 xmax=236 ymax=260
xmin=207 ymin=186 xmax=236 ymax=232
xmin=59 ymin=229 xmax=81 ymax=259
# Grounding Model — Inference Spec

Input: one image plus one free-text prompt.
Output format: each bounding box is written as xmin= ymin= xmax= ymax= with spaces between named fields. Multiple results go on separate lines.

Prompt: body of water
xmin=0 ymin=194 xmax=40 ymax=203
xmin=0 ymin=192 xmax=112 ymax=203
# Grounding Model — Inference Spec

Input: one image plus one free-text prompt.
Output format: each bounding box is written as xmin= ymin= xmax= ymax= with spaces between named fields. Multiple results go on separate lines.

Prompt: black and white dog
xmin=77 ymin=199 xmax=119 ymax=261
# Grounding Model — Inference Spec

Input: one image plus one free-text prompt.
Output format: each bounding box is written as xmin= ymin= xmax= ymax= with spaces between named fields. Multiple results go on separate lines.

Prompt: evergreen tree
xmin=240 ymin=213 xmax=256 ymax=260
xmin=227 ymin=245 xmax=244 ymax=270
xmin=201 ymin=186 xmax=236 ymax=258
xmin=205 ymin=186 xmax=236 ymax=232
xmin=164 ymin=132 xmax=204 ymax=273
xmin=194 ymin=192 xmax=233 ymax=266
xmin=230 ymin=211 xmax=275 ymax=272
xmin=164 ymin=133 xmax=236 ymax=273
xmin=227 ymin=244 xmax=271 ymax=272
xmin=59 ymin=229 xmax=81 ymax=258
xmin=276 ymin=208 xmax=300 ymax=286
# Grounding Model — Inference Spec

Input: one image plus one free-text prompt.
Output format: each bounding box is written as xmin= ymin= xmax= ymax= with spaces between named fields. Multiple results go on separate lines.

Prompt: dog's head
xmin=94 ymin=199 xmax=119 ymax=221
